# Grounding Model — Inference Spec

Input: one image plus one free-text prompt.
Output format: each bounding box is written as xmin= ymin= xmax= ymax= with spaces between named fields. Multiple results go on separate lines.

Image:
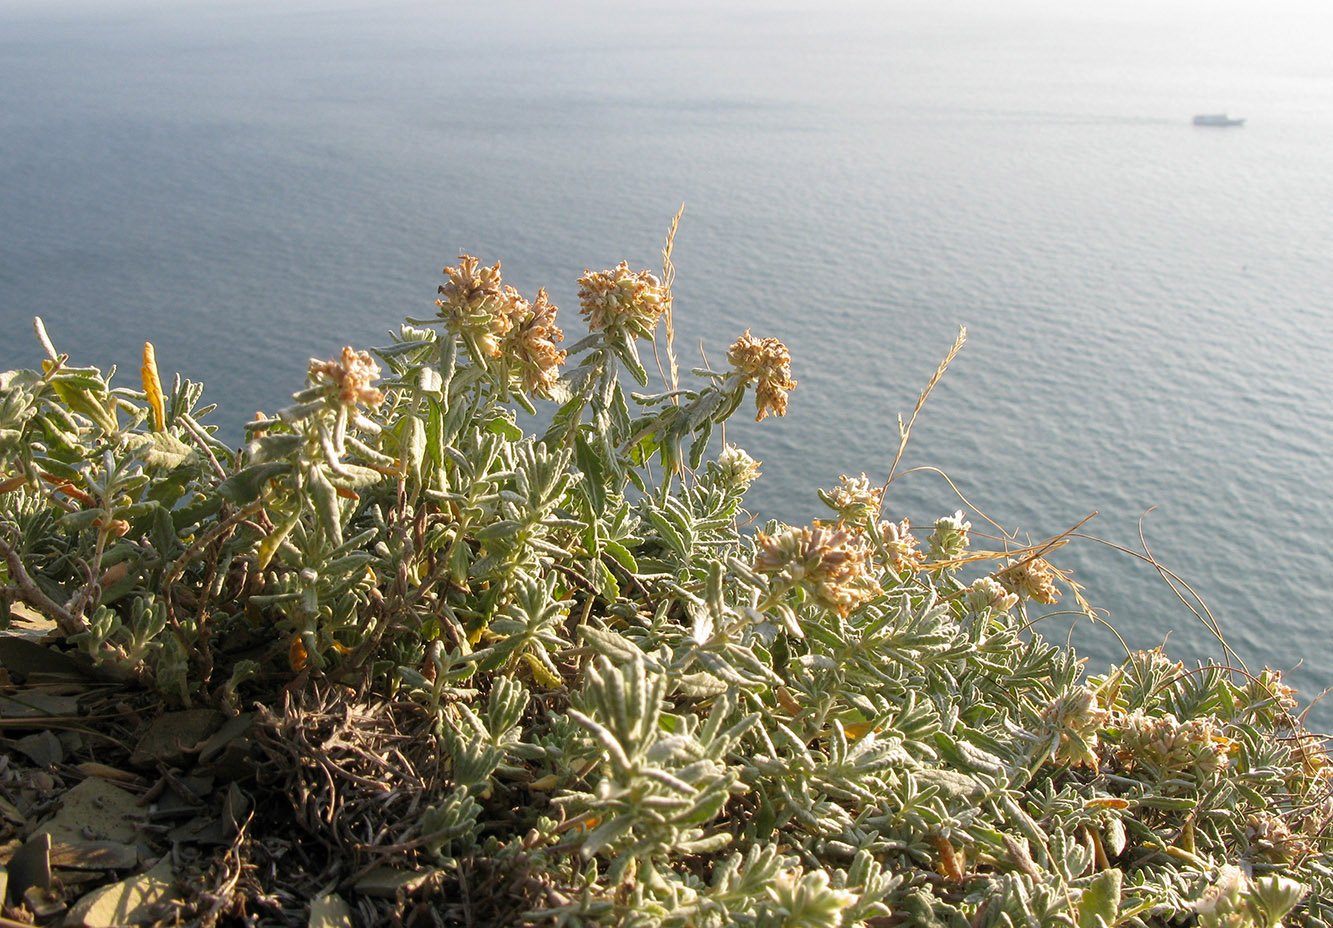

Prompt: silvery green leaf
xmin=475 ymin=520 xmax=522 ymax=541
xmin=1249 ymin=874 xmax=1306 ymax=924
xmin=580 ymin=814 xmax=636 ymax=859
xmin=912 ymin=767 xmax=987 ymax=802
xmin=125 ymin=431 xmax=193 ymax=471
xmin=324 ymin=462 xmax=383 ymax=489
xmin=689 ymin=601 xmax=714 ymax=644
xmin=676 ymin=672 xmax=729 ymax=698
xmin=1077 ymin=868 xmax=1121 ymax=928
xmin=1104 ymin=817 xmax=1126 ymax=858
xmin=590 ymin=558 xmax=620 ymax=601
xmin=416 ymin=366 xmax=443 ymax=395
xmin=580 ymin=626 xmax=642 ymax=664
xmin=245 ymin=433 xmax=302 ymax=464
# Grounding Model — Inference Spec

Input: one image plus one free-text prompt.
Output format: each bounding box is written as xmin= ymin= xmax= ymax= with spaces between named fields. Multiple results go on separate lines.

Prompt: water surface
xmin=2 ymin=0 xmax=1330 ymax=725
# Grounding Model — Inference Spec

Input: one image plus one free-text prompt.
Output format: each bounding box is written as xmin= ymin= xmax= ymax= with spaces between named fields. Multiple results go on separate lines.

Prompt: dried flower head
xmin=1116 ymin=710 xmax=1233 ymax=777
xmin=998 ymin=556 xmax=1060 ymax=604
xmin=727 ymin=330 xmax=797 ymax=421
xmin=714 ymin=443 xmax=762 ymax=489
xmin=437 ymin=255 xmax=512 ymax=356
xmin=1246 ymin=811 xmax=1310 ymax=863
xmin=927 ymin=510 xmax=971 ymax=566
xmin=309 ymin=347 xmax=384 ymax=408
xmin=819 ymin=473 xmax=883 ymax=525
xmin=871 ymin=518 xmax=924 ymax=574
xmin=964 ymin=576 xmax=1018 ymax=615
xmin=754 ymin=523 xmax=879 ymax=616
xmin=577 ymin=262 xmax=670 ymax=338
xmin=1037 ymin=685 xmax=1110 ymax=768
xmin=503 ymin=287 xmax=566 ymax=398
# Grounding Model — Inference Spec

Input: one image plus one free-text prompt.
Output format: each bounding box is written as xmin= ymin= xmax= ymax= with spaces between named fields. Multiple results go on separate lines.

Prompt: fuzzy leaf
xmin=1078 ymin=868 xmax=1121 ymax=928
xmin=217 ymin=462 xmax=291 ymax=504
xmin=580 ymin=625 xmax=642 ymax=664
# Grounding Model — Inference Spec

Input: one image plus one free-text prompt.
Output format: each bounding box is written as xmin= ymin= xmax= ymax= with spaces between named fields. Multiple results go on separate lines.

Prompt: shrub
xmin=1 ymin=229 xmax=1329 ymax=925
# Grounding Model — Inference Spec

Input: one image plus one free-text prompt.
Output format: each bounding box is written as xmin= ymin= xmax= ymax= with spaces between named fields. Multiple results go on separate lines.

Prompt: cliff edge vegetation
xmin=0 ymin=224 xmax=1329 ymax=926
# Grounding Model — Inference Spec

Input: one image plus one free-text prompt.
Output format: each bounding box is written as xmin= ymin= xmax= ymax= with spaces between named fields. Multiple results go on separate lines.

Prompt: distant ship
xmin=1193 ymin=114 xmax=1245 ymax=127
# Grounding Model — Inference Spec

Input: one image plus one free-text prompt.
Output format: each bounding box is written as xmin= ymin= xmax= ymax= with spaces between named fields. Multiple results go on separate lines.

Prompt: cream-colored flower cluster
xmin=1245 ymin=811 xmax=1312 ymax=863
xmin=869 ymin=517 xmax=924 ymax=574
xmin=714 ymin=443 xmax=762 ymax=489
xmin=1191 ymin=865 xmax=1307 ymax=928
xmin=998 ymin=555 xmax=1060 ymax=605
xmin=436 ymin=256 xmax=567 ymax=398
xmin=819 ymin=473 xmax=883 ymax=525
xmin=577 ymin=261 xmax=670 ymax=339
xmin=506 ymin=288 xmax=567 ymax=399
xmin=309 ymin=347 xmax=385 ymax=409
xmin=437 ymin=255 xmax=511 ymax=356
xmin=926 ymin=510 xmax=971 ymax=566
xmin=767 ymin=868 xmax=856 ymax=926
xmin=1192 ymin=865 xmax=1250 ymax=928
xmin=727 ymin=330 xmax=797 ymax=421
xmin=1116 ymin=710 xmax=1233 ymax=776
xmin=963 ymin=576 xmax=1018 ymax=614
xmin=753 ymin=523 xmax=879 ymax=617
xmin=1037 ymin=685 xmax=1110 ymax=768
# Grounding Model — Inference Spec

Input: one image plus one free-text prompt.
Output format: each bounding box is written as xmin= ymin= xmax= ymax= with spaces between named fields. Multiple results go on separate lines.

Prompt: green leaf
xmin=687 ymin=419 xmax=713 ymax=470
xmin=172 ymin=492 xmax=223 ymax=531
xmin=1077 ymin=868 xmax=1122 ymax=928
xmin=246 ymin=433 xmax=303 ymax=463
xmin=307 ymin=465 xmax=343 ymax=547
xmin=475 ymin=520 xmax=522 ymax=541
xmin=574 ymin=432 xmax=606 ymax=516
xmin=50 ymin=375 xmax=118 ymax=433
xmin=580 ymin=625 xmax=641 ymax=664
xmin=417 ymin=366 xmax=443 ymax=396
xmin=590 ymin=558 xmax=620 ymax=602
xmin=485 ymin=416 xmax=523 ymax=441
xmin=325 ymin=463 xmax=383 ymax=490
xmin=645 ymin=508 xmax=688 ymax=560
xmin=151 ymin=502 xmax=181 ymax=559
xmin=581 ymin=814 xmax=635 ymax=858
xmin=216 ymin=462 xmax=291 ymax=504
xmin=400 ymin=415 xmax=426 ymax=480
xmin=126 ymin=431 xmax=194 ymax=471
xmin=603 ymin=540 xmax=638 ymax=573
xmin=676 ymin=672 xmax=729 ymax=698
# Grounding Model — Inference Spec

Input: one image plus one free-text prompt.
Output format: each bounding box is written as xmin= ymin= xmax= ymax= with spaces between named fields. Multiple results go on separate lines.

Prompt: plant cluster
xmin=1 ymin=229 xmax=1330 ymax=926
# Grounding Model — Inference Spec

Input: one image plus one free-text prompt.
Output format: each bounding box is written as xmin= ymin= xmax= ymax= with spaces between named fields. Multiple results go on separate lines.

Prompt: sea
xmin=2 ymin=0 xmax=1331 ymax=728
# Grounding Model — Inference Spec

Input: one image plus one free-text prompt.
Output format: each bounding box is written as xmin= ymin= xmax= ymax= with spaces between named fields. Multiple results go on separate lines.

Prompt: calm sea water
xmin=2 ymin=0 xmax=1331 ymax=726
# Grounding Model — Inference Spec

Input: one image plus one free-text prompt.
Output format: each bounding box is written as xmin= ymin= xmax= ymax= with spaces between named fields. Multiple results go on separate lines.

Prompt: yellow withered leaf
xmin=1086 ymin=797 xmax=1131 ymax=810
xmin=289 ymin=636 xmax=309 ymax=672
xmin=141 ymin=342 xmax=166 ymax=432
xmin=520 ymin=651 xmax=563 ymax=688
